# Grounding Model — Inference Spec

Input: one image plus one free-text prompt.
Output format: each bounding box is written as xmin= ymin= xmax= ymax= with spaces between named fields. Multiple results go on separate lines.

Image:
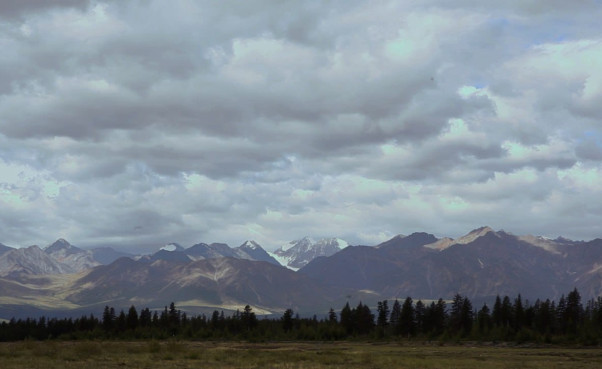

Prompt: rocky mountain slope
xmin=0 ymin=245 xmax=71 ymax=278
xmin=0 ymin=239 xmax=126 ymax=278
xmin=44 ymin=239 xmax=101 ymax=272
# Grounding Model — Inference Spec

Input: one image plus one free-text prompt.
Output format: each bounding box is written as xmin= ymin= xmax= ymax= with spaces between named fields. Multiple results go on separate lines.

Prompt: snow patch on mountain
xmin=271 ymin=237 xmax=350 ymax=270
xmin=280 ymin=237 xmax=315 ymax=252
xmin=334 ymin=238 xmax=349 ymax=249
xmin=267 ymin=251 xmax=299 ymax=271
xmin=160 ymin=243 xmax=182 ymax=252
xmin=241 ymin=240 xmax=261 ymax=250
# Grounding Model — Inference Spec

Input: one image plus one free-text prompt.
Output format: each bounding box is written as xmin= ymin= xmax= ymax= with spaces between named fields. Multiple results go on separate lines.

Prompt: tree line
xmin=2 ymin=288 xmax=602 ymax=343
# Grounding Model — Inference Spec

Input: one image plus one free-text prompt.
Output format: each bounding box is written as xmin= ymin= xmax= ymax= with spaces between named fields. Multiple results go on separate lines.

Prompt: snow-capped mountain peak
xmin=334 ymin=238 xmax=349 ymax=249
xmin=281 ymin=237 xmax=315 ymax=252
xmin=270 ymin=237 xmax=350 ymax=270
xmin=241 ymin=240 xmax=261 ymax=250
xmin=160 ymin=243 xmax=183 ymax=252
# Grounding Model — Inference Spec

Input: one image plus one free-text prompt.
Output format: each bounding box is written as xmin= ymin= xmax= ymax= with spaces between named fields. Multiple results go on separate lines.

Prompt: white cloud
xmin=1 ymin=1 xmax=602 ymax=251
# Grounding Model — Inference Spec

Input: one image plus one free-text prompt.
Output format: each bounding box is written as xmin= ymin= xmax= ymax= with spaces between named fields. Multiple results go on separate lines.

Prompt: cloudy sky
xmin=1 ymin=0 xmax=602 ymax=252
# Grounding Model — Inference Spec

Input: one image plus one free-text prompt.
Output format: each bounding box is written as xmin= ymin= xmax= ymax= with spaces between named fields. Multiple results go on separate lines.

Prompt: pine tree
xmin=211 ymin=310 xmax=220 ymax=330
xmin=139 ymin=308 xmax=152 ymax=327
xmin=565 ymin=288 xmax=582 ymax=334
xmin=376 ymin=300 xmax=389 ymax=328
xmin=513 ymin=294 xmax=525 ymax=332
xmin=533 ymin=299 xmax=553 ymax=334
xmin=399 ymin=297 xmax=415 ymax=337
xmin=449 ymin=294 xmax=464 ymax=333
xmin=389 ymin=299 xmax=401 ymax=332
xmin=415 ymin=300 xmax=425 ymax=335
xmin=501 ymin=296 xmax=513 ymax=328
xmin=282 ymin=309 xmax=294 ymax=333
xmin=353 ymin=302 xmax=374 ymax=335
xmin=328 ymin=308 xmax=337 ymax=324
xmin=168 ymin=302 xmax=181 ymax=327
xmin=426 ymin=299 xmax=447 ymax=336
xmin=477 ymin=304 xmax=492 ymax=333
xmin=557 ymin=295 xmax=567 ymax=333
xmin=492 ymin=295 xmax=502 ymax=327
xmin=102 ymin=306 xmax=115 ymax=332
xmin=460 ymin=296 xmax=473 ymax=335
xmin=241 ymin=305 xmax=257 ymax=331
xmin=340 ymin=302 xmax=353 ymax=335
xmin=116 ymin=310 xmax=127 ymax=333
xmin=127 ymin=305 xmax=138 ymax=331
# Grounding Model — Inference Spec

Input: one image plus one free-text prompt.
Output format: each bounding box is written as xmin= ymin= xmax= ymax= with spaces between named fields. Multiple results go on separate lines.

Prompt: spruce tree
xmin=116 ymin=310 xmax=127 ymax=333
xmin=328 ymin=308 xmax=337 ymax=323
xmin=389 ymin=299 xmax=401 ymax=332
xmin=449 ymin=294 xmax=464 ymax=333
xmin=501 ymin=296 xmax=513 ymax=328
xmin=460 ymin=296 xmax=473 ymax=335
xmin=565 ymin=288 xmax=582 ymax=334
xmin=340 ymin=302 xmax=353 ymax=335
xmin=415 ymin=300 xmax=425 ymax=335
xmin=282 ymin=309 xmax=294 ymax=333
xmin=127 ymin=305 xmax=138 ymax=331
xmin=399 ymin=297 xmax=415 ymax=337
xmin=513 ymin=294 xmax=524 ymax=332
xmin=353 ymin=302 xmax=374 ymax=335
xmin=376 ymin=300 xmax=389 ymax=328
xmin=139 ymin=308 xmax=152 ymax=327
xmin=241 ymin=305 xmax=257 ymax=331
xmin=102 ymin=306 xmax=115 ymax=332
xmin=492 ymin=295 xmax=502 ymax=327
xmin=477 ymin=303 xmax=492 ymax=333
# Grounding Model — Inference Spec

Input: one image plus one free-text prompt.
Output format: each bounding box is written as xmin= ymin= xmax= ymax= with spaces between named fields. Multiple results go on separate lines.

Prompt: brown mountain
xmin=65 ymin=257 xmax=339 ymax=314
xmin=300 ymin=227 xmax=602 ymax=301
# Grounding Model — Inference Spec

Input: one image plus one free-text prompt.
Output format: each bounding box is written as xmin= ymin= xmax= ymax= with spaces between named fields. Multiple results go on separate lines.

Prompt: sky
xmin=1 ymin=1 xmax=602 ymax=252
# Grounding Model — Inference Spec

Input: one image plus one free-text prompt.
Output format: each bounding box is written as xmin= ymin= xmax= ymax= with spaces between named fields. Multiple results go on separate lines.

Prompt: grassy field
xmin=1 ymin=340 xmax=601 ymax=368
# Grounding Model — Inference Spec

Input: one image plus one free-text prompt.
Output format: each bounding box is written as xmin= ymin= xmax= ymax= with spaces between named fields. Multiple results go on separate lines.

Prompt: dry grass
xmin=0 ymin=341 xmax=601 ymax=368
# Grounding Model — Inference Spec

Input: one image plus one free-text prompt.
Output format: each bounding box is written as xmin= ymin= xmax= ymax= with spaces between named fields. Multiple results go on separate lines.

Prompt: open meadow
xmin=0 ymin=341 xmax=601 ymax=369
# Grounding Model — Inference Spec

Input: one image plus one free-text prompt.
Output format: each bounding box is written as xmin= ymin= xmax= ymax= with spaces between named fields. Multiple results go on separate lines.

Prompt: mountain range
xmin=1 ymin=226 xmax=602 ymax=320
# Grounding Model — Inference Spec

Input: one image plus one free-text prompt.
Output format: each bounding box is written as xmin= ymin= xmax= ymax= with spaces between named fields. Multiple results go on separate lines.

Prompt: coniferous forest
xmin=2 ymin=288 xmax=602 ymax=344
